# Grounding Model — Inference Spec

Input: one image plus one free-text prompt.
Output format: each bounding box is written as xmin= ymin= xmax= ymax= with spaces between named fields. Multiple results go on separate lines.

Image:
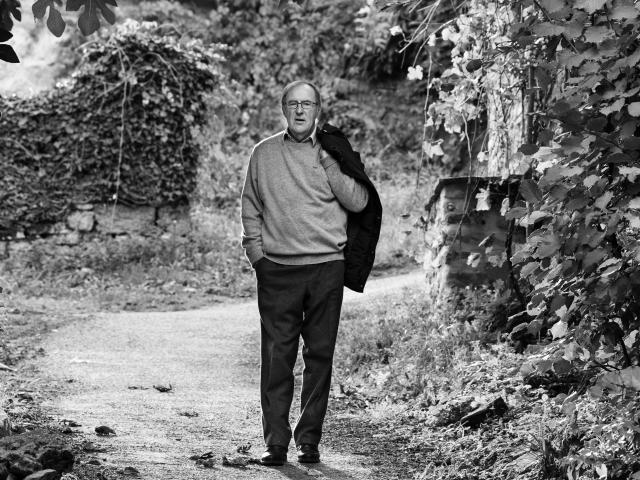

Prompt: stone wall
xmin=423 ymin=177 xmax=522 ymax=292
xmin=1 ymin=203 xmax=191 ymax=258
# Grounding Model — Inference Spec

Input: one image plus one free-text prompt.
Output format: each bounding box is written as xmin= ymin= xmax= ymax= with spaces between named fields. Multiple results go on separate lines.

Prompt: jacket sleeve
xmin=240 ymin=148 xmax=264 ymax=266
xmin=319 ymin=149 xmax=369 ymax=213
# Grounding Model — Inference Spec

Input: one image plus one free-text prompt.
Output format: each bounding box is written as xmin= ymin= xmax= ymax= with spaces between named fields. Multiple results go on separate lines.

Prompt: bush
xmin=0 ymin=20 xmax=234 ymax=238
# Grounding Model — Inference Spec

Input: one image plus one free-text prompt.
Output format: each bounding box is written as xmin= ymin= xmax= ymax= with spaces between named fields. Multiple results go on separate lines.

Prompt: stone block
xmin=94 ymin=205 xmax=156 ymax=236
xmin=66 ymin=212 xmax=95 ymax=233
xmin=55 ymin=232 xmax=81 ymax=246
xmin=156 ymin=205 xmax=191 ymax=236
xmin=7 ymin=241 xmax=30 ymax=256
xmin=74 ymin=203 xmax=94 ymax=211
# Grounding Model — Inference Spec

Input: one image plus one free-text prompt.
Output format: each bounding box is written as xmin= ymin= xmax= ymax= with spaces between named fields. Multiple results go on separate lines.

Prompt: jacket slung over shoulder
xmin=317 ymin=122 xmax=383 ymax=293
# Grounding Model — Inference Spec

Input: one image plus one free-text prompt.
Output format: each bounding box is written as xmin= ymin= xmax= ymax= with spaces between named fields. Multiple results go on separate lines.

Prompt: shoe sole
xmin=297 ymin=457 xmax=320 ymax=463
xmin=261 ymin=460 xmax=286 ymax=466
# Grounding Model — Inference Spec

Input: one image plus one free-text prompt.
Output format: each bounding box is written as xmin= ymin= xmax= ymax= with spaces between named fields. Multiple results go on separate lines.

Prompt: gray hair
xmin=281 ymin=80 xmax=322 ymax=110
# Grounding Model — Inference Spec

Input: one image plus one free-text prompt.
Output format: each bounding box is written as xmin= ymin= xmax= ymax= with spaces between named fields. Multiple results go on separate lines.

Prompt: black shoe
xmin=261 ymin=445 xmax=287 ymax=466
xmin=296 ymin=444 xmax=320 ymax=463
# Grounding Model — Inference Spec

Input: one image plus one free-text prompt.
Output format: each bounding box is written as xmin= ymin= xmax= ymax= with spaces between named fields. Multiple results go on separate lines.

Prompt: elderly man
xmin=241 ymin=80 xmax=381 ymax=466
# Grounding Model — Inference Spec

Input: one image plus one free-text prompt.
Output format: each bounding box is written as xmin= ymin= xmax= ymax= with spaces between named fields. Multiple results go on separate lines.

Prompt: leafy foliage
xmin=393 ymin=0 xmax=640 ymax=476
xmin=0 ymin=0 xmax=118 ymax=61
xmin=0 ymin=21 xmax=231 ymax=237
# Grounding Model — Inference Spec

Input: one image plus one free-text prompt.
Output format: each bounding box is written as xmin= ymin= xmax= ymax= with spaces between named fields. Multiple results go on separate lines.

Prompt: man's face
xmin=283 ymin=84 xmax=320 ymax=141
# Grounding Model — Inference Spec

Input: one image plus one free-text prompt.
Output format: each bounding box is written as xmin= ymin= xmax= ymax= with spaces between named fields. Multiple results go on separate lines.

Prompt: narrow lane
xmin=40 ymin=271 xmax=424 ymax=479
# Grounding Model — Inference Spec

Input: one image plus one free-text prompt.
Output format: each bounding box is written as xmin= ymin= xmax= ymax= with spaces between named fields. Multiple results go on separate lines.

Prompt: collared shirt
xmin=283 ymin=126 xmax=317 ymax=146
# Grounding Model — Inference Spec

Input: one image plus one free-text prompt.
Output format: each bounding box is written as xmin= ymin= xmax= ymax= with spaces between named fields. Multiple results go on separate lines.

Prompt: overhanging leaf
xmin=66 ymin=0 xmax=118 ymax=36
xmin=0 ymin=43 xmax=18 ymax=63
xmin=47 ymin=5 xmax=65 ymax=37
xmin=0 ymin=28 xmax=12 ymax=42
xmin=32 ymin=0 xmax=66 ymax=37
xmin=0 ymin=0 xmax=21 ymax=31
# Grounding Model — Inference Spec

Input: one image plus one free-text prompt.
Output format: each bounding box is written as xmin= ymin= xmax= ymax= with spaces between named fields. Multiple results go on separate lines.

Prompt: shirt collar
xmin=283 ymin=126 xmax=317 ymax=146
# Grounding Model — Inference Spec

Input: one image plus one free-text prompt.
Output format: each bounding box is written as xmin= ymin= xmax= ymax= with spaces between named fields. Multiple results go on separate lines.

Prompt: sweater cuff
xmin=319 ymin=149 xmax=338 ymax=169
xmin=246 ymin=247 xmax=264 ymax=267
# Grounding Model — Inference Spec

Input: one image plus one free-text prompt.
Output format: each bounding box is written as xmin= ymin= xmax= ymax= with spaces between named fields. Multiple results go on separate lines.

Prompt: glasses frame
xmin=285 ymin=100 xmax=318 ymax=111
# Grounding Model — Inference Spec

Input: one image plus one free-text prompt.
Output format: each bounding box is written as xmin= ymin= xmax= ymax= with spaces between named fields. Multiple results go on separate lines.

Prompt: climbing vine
xmin=391 ymin=0 xmax=640 ymax=477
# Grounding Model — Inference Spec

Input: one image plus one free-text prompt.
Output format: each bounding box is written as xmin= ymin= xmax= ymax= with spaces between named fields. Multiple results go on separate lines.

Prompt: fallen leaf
xmin=153 ymin=384 xmax=173 ymax=393
xmin=61 ymin=419 xmax=81 ymax=427
xmin=222 ymin=455 xmax=249 ymax=468
xmin=121 ymin=466 xmax=140 ymax=477
xmin=178 ymin=411 xmax=199 ymax=418
xmin=95 ymin=425 xmax=116 ymax=436
xmin=236 ymin=442 xmax=252 ymax=454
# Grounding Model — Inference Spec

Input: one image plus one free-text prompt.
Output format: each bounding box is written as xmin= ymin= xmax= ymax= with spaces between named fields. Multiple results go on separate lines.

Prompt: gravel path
xmin=38 ymin=271 xmax=424 ymax=479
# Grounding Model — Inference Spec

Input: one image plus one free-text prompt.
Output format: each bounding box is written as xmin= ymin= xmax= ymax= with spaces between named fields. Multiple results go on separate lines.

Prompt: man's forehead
xmin=287 ymin=84 xmax=316 ymax=100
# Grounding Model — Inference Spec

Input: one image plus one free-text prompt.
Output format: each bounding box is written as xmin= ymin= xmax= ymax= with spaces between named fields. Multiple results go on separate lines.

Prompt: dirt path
xmin=37 ymin=271 xmax=424 ymax=479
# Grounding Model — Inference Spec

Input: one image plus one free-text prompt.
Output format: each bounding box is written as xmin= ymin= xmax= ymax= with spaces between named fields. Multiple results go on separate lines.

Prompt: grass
xmin=330 ymin=284 xmax=639 ymax=480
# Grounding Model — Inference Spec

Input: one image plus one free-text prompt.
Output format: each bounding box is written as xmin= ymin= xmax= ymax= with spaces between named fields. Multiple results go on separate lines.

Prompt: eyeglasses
xmin=285 ymin=100 xmax=317 ymax=110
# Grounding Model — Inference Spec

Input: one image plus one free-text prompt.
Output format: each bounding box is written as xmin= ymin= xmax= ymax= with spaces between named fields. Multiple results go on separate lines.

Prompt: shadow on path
xmin=274 ymin=461 xmax=360 ymax=480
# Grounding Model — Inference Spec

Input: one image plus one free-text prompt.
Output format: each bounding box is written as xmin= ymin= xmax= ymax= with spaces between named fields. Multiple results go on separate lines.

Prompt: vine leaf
xmin=519 ymin=144 xmax=539 ymax=155
xmin=66 ymin=0 xmax=118 ymax=36
xmin=550 ymin=320 xmax=568 ymax=339
xmin=466 ymin=59 xmax=482 ymax=72
xmin=519 ymin=179 xmax=543 ymax=203
xmin=532 ymin=22 xmax=566 ymax=37
xmin=32 ymin=0 xmax=65 ymax=37
xmin=583 ymin=26 xmax=612 ymax=44
xmin=628 ymin=102 xmax=640 ymax=117
xmin=574 ymin=0 xmax=607 ymax=13
xmin=538 ymin=0 xmax=566 ymax=13
xmin=609 ymin=4 xmax=640 ymax=20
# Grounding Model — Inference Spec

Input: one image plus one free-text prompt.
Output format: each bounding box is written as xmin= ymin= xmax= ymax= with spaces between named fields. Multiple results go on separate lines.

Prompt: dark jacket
xmin=317 ymin=123 xmax=382 ymax=293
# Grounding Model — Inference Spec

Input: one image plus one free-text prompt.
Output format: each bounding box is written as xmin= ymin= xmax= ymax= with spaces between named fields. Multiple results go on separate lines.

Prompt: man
xmin=241 ymin=80 xmax=382 ymax=466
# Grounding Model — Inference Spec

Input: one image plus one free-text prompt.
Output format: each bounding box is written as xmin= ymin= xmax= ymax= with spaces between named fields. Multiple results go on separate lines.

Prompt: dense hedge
xmin=0 ymin=21 xmax=230 ymax=238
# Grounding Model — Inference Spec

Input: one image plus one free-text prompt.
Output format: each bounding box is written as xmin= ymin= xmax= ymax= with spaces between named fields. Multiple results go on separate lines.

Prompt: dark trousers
xmin=256 ymin=258 xmax=344 ymax=448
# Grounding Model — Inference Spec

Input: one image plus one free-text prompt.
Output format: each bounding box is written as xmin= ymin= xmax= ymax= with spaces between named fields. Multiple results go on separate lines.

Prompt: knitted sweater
xmin=241 ymin=129 xmax=369 ymax=266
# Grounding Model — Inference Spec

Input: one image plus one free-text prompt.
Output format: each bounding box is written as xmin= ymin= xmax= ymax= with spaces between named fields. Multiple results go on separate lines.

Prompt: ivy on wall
xmin=0 ymin=21 xmax=231 ymax=238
